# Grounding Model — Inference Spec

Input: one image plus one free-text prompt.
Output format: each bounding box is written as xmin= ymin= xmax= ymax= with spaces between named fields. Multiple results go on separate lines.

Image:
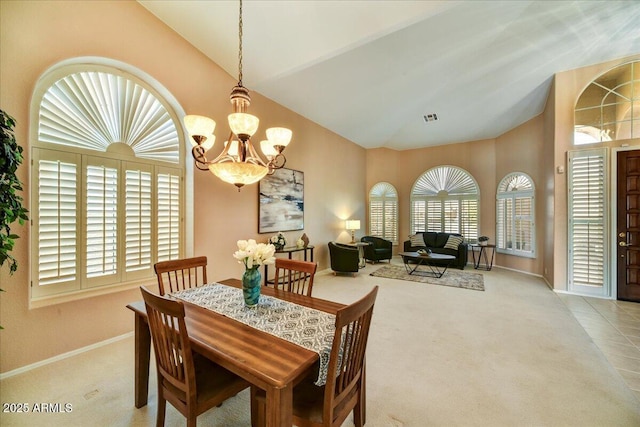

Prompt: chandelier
xmin=183 ymin=0 xmax=291 ymax=190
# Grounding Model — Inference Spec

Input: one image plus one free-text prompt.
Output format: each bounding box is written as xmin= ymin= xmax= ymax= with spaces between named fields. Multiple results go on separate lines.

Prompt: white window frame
xmin=410 ymin=166 xmax=479 ymax=241
xmin=29 ymin=60 xmax=189 ymax=306
xmin=496 ymin=172 xmax=536 ymax=258
xmin=574 ymin=60 xmax=639 ymax=145
xmin=368 ymin=182 xmax=398 ymax=244
xmin=567 ymin=148 xmax=609 ymax=297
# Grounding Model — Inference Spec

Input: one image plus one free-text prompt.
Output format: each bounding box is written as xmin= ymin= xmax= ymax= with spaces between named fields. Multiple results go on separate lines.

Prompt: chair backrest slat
xmin=154 ymin=256 xmax=208 ymax=295
xmin=141 ymin=286 xmax=196 ymax=399
xmin=273 ymin=258 xmax=318 ymax=297
xmin=324 ymin=286 xmax=378 ymax=423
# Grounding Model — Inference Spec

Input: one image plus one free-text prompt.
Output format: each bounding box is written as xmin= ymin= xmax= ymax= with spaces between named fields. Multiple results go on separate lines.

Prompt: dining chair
xmin=140 ymin=286 xmax=249 ymax=427
xmin=272 ymin=258 xmax=318 ymax=296
xmin=154 ymin=256 xmax=208 ymax=295
xmin=251 ymin=285 xmax=379 ymax=427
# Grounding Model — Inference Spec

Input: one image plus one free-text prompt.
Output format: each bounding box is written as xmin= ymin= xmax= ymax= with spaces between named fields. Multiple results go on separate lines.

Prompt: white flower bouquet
xmin=269 ymin=232 xmax=286 ymax=249
xmin=233 ymin=239 xmax=276 ymax=270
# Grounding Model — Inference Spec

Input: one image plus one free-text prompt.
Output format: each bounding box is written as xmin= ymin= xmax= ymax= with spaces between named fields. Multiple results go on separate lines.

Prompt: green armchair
xmin=361 ymin=236 xmax=392 ymax=263
xmin=328 ymin=242 xmax=359 ymax=275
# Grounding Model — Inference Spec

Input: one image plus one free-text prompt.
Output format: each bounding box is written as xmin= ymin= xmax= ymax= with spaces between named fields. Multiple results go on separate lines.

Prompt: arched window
xmin=496 ymin=173 xmax=535 ymax=257
xmin=30 ymin=62 xmax=185 ymax=301
xmin=574 ymin=60 xmax=639 ymax=144
xmin=410 ymin=166 xmax=479 ymax=241
xmin=368 ymin=182 xmax=398 ymax=243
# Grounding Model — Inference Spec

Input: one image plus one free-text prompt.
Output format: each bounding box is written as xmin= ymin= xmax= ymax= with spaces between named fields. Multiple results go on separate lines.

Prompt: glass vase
xmin=242 ymin=267 xmax=261 ymax=307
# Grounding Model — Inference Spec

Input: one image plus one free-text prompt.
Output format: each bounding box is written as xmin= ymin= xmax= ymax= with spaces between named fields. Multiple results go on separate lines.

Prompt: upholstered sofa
xmin=328 ymin=242 xmax=360 ymax=275
xmin=360 ymin=236 xmax=392 ymax=263
xmin=403 ymin=232 xmax=468 ymax=270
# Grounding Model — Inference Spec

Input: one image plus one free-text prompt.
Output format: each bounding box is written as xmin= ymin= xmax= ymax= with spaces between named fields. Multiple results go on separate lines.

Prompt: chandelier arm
xmin=270 ymin=153 xmax=286 ymax=170
xmin=244 ymin=139 xmax=269 ymax=167
xmin=192 ymin=145 xmax=211 ymax=170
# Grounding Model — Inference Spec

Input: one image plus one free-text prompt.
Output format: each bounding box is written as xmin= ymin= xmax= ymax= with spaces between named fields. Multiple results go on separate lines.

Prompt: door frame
xmin=611 ymin=145 xmax=640 ymax=300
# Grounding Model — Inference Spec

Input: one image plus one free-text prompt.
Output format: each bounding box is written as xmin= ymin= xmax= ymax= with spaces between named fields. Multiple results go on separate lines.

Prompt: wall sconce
xmin=345 ymin=220 xmax=361 ymax=244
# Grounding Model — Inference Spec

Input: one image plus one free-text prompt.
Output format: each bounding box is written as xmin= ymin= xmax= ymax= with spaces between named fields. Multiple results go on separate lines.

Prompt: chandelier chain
xmin=238 ymin=0 xmax=243 ymax=86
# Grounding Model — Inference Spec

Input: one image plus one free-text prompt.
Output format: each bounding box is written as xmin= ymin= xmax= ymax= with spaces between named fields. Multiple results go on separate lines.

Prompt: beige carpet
xmin=1 ymin=263 xmax=639 ymax=426
xmin=370 ymin=264 xmax=485 ymax=291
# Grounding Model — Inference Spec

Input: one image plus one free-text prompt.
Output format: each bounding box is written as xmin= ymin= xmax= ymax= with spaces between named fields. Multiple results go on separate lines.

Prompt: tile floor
xmin=558 ymin=293 xmax=640 ymax=400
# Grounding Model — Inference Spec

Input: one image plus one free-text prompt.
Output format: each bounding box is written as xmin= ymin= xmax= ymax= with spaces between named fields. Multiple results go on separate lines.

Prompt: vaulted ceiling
xmin=139 ymin=0 xmax=640 ymax=150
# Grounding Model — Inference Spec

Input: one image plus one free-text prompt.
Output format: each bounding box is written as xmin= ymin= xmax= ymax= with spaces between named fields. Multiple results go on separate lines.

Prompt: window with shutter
xmin=124 ymin=163 xmax=153 ymax=277
xmin=410 ymin=166 xmax=479 ymax=239
xmin=496 ymin=173 xmax=535 ymax=258
xmin=33 ymin=149 xmax=80 ymax=297
xmin=368 ymin=182 xmax=398 ymax=243
xmin=30 ymin=62 xmax=185 ymax=303
xmin=568 ymin=149 xmax=608 ymax=296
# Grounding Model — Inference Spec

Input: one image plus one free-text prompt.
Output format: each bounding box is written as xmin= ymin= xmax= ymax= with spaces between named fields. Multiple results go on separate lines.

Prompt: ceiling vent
xmin=423 ymin=113 xmax=438 ymax=123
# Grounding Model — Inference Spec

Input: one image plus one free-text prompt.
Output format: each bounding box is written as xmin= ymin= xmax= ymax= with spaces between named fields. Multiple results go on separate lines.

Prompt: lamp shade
xmin=266 ymin=127 xmax=292 ymax=147
xmin=345 ymin=220 xmax=361 ymax=231
xmin=209 ymin=162 xmax=269 ymax=188
xmin=260 ymin=140 xmax=278 ymax=157
xmin=184 ymin=115 xmax=216 ymax=137
xmin=228 ymin=113 xmax=259 ymax=138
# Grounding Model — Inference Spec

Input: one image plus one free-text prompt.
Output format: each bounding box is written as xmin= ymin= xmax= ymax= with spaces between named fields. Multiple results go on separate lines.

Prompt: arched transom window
xmin=368 ymin=182 xmax=398 ymax=243
xmin=410 ymin=166 xmax=479 ymax=241
xmin=496 ymin=172 xmax=535 ymax=257
xmin=31 ymin=63 xmax=185 ymax=302
xmin=574 ymin=60 xmax=639 ymax=144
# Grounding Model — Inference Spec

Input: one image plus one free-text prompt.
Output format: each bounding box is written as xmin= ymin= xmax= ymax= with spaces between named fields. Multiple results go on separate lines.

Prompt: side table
xmin=263 ymin=245 xmax=315 ymax=286
xmin=346 ymin=242 xmax=370 ymax=268
xmin=470 ymin=244 xmax=496 ymax=271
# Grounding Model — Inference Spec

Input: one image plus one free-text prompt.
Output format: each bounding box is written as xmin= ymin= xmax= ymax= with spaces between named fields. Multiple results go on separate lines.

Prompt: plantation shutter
xmin=460 ymin=200 xmax=478 ymax=241
xmin=124 ymin=162 xmax=153 ymax=278
xmin=443 ymin=200 xmax=459 ymax=233
xmin=426 ymin=200 xmax=441 ymax=232
xmin=515 ymin=197 xmax=532 ymax=251
xmin=411 ymin=166 xmax=479 ymax=239
xmin=369 ymin=182 xmax=398 ymax=243
xmin=383 ymin=200 xmax=398 ymax=242
xmin=412 ymin=200 xmax=426 ymax=234
xmin=85 ymin=158 xmax=119 ymax=285
xmin=568 ymin=149 xmax=607 ymax=293
xmin=369 ymin=200 xmax=383 ymax=237
xmin=33 ymin=149 xmax=80 ymax=296
xmin=157 ymin=168 xmax=181 ymax=262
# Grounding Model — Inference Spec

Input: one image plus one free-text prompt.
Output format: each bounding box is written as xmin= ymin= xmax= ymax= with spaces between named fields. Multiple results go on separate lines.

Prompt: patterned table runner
xmin=172 ymin=283 xmax=336 ymax=385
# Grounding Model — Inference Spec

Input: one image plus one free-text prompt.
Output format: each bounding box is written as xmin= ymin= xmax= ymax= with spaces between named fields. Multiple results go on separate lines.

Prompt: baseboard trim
xmin=0 ymin=332 xmax=133 ymax=380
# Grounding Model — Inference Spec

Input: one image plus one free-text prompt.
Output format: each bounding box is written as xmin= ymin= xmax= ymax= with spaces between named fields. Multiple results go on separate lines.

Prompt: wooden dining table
xmin=127 ymin=278 xmax=345 ymax=427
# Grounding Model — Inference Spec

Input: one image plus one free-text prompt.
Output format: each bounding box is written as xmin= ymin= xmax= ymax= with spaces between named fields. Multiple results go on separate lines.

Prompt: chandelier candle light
xmin=184 ymin=0 xmax=292 ymax=190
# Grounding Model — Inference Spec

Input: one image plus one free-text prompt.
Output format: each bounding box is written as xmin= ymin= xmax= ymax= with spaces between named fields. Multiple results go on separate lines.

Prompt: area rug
xmin=370 ymin=264 xmax=485 ymax=291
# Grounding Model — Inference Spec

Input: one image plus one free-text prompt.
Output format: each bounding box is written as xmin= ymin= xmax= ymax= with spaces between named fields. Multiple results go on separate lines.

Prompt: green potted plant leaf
xmin=0 ymin=109 xmax=29 ymax=278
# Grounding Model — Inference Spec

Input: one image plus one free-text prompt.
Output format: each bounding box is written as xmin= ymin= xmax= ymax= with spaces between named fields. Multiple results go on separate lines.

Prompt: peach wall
xmin=0 ymin=1 xmax=365 ymax=373
xmin=495 ymin=115 xmax=544 ymax=274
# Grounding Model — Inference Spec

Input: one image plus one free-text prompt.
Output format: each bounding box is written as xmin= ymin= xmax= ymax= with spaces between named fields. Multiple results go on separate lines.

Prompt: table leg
xmin=265 ymin=384 xmax=293 ymax=427
xmin=134 ymin=313 xmax=151 ymax=408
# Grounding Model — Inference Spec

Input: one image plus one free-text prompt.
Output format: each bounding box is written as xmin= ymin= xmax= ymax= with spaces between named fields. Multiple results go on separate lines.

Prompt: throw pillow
xmin=409 ymin=234 xmax=425 ymax=247
xmin=444 ymin=235 xmax=464 ymax=250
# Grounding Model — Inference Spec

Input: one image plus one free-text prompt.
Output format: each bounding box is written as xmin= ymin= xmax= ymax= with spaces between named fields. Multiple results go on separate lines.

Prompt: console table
xmin=264 ymin=245 xmax=315 ymax=286
xmin=470 ymin=243 xmax=496 ymax=271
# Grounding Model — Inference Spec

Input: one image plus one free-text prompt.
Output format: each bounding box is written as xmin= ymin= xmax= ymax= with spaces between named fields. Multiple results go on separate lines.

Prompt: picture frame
xmin=259 ymin=168 xmax=304 ymax=233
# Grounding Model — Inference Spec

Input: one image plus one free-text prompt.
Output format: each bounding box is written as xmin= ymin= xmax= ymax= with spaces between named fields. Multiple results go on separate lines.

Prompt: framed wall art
xmin=259 ymin=168 xmax=304 ymax=233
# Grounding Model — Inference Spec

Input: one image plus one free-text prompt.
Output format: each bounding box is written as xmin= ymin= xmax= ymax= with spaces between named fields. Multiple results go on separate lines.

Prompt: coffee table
xmin=398 ymin=251 xmax=456 ymax=278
